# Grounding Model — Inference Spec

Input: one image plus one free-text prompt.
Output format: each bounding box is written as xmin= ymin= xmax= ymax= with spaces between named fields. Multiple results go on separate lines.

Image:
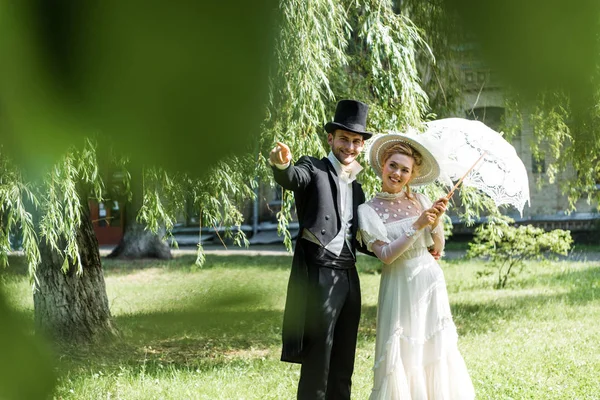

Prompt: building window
xmin=477 ymin=71 xmax=486 ymax=85
xmin=98 ymin=202 xmax=108 ymax=227
xmin=465 ymin=106 xmax=505 ymax=132
xmin=109 ymin=201 xmax=121 ymax=226
xmin=531 ymin=154 xmax=546 ymax=173
xmin=465 ymin=71 xmax=474 ymax=84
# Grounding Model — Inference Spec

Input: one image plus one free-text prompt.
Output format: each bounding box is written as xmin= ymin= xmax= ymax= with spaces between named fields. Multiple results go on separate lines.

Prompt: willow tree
xmin=500 ymin=90 xmax=600 ymax=212
xmin=258 ymin=0 xmax=442 ymax=247
xmin=256 ymin=0 xmax=506 ymax=245
xmin=0 ymin=141 xmax=117 ymax=343
xmin=106 ymin=163 xmax=175 ymax=260
xmin=1 ymin=137 xmax=256 ymax=345
xmin=185 ymin=154 xmax=257 ymax=265
xmin=126 ymin=154 xmax=257 ymax=267
xmin=111 ymin=0 xmax=475 ymax=260
xmin=0 ymin=149 xmax=40 ymax=273
xmin=33 ymin=141 xmax=119 ymax=342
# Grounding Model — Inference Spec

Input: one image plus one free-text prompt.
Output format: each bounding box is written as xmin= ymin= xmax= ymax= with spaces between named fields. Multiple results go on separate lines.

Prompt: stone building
xmin=448 ymin=54 xmax=599 ymax=239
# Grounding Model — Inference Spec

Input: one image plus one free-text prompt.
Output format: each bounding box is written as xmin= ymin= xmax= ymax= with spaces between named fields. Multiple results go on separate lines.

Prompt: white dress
xmin=358 ymin=192 xmax=475 ymax=400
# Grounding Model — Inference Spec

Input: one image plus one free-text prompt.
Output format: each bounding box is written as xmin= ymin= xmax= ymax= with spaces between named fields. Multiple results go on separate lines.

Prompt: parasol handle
xmin=445 ymin=151 xmax=487 ymax=200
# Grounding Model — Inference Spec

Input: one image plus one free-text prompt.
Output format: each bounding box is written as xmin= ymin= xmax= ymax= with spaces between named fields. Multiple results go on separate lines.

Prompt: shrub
xmin=467 ymin=221 xmax=572 ymax=288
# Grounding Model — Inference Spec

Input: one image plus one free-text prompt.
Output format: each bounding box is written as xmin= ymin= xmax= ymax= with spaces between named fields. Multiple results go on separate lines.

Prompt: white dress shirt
xmin=271 ymin=152 xmax=363 ymax=256
xmin=320 ymin=152 xmax=363 ymax=256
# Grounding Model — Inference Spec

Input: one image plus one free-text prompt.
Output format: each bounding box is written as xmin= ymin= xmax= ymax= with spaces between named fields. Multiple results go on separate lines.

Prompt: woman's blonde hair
xmin=380 ymin=142 xmax=423 ymax=198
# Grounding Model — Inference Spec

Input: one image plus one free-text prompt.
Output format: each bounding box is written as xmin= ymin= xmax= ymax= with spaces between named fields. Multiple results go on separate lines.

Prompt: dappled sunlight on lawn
xmin=2 ymin=255 xmax=600 ymax=399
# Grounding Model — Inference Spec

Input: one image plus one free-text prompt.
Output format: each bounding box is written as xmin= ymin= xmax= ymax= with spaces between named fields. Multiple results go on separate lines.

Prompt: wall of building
xmin=455 ymin=80 xmax=599 ymax=219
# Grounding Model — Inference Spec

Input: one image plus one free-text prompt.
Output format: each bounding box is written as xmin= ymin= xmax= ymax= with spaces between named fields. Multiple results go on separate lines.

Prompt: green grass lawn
xmin=1 ymin=253 xmax=600 ymax=399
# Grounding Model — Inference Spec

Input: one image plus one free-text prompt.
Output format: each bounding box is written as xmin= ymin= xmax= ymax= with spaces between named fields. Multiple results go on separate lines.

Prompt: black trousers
xmin=297 ymin=241 xmax=362 ymax=400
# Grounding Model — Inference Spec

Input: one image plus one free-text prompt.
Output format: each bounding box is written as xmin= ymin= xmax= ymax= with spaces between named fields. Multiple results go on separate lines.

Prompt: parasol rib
xmin=445 ymin=151 xmax=487 ymax=200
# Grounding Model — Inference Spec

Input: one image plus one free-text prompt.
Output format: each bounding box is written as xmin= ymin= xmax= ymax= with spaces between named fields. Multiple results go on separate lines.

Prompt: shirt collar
xmin=327 ymin=152 xmax=363 ymax=183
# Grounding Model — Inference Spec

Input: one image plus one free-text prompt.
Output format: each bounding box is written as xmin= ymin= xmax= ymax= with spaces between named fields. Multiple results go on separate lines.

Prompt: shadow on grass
xmin=0 ymin=255 xmax=30 ymax=277
xmin=113 ymin=308 xmax=282 ymax=365
xmin=6 ymin=255 xmax=597 ymax=380
xmin=55 ymin=287 xmax=286 ymax=376
xmin=2 ymin=254 xmax=293 ymax=377
xmin=358 ymin=265 xmax=600 ymax=340
xmin=448 ymin=266 xmax=599 ymax=335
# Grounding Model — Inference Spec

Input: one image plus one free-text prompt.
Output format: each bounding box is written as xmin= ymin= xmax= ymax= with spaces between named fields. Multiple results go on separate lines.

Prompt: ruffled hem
xmin=370 ymin=323 xmax=474 ymax=400
xmin=372 ymin=317 xmax=453 ymax=372
xmin=370 ymin=354 xmax=475 ymax=400
xmin=370 ymin=327 xmax=411 ymax=399
xmin=370 ymin=348 xmax=474 ymax=400
xmin=372 ymin=326 xmax=404 ymax=372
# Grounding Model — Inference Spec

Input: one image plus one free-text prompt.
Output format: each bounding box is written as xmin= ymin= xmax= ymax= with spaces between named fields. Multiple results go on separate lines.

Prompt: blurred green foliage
xmin=0 ymin=291 xmax=56 ymax=400
xmin=0 ymin=0 xmax=276 ymax=177
xmin=0 ymin=1 xmax=277 ymax=397
xmin=443 ymin=0 xmax=600 ymax=100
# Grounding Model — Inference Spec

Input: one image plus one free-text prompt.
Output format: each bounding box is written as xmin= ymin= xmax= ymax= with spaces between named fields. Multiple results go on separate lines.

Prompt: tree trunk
xmin=34 ymin=204 xmax=118 ymax=343
xmin=107 ymin=216 xmax=172 ymax=259
xmin=107 ymin=164 xmax=172 ymax=260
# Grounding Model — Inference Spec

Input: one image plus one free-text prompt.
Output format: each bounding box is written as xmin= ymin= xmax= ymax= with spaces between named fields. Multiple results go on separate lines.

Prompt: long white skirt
xmin=370 ymin=250 xmax=475 ymax=400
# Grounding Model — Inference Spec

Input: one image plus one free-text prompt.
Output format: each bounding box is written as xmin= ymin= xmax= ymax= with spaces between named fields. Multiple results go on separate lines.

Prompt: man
xmin=270 ymin=99 xmax=373 ymax=400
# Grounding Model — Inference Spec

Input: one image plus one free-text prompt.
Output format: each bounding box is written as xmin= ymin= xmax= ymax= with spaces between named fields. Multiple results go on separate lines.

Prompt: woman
xmin=358 ymin=133 xmax=475 ymax=399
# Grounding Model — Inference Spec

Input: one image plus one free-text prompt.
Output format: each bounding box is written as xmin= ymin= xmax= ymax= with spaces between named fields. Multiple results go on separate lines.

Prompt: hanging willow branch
xmin=0 ymin=149 xmax=40 ymax=279
xmin=259 ymin=0 xmax=439 ymax=249
xmin=38 ymin=139 xmax=104 ymax=274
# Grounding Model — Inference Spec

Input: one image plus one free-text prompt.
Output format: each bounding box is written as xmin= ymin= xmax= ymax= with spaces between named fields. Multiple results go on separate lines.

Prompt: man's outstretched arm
xmin=270 ymin=141 xmax=312 ymax=191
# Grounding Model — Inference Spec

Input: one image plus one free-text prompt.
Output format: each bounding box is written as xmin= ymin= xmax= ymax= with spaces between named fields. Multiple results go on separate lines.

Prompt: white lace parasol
xmin=419 ymin=118 xmax=531 ymax=216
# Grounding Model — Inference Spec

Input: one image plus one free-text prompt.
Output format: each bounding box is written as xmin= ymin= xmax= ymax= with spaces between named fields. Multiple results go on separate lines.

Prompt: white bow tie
xmin=339 ymin=170 xmax=351 ymax=183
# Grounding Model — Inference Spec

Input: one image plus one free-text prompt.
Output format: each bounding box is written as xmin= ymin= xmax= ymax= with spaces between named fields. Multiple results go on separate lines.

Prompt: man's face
xmin=327 ymin=130 xmax=365 ymax=166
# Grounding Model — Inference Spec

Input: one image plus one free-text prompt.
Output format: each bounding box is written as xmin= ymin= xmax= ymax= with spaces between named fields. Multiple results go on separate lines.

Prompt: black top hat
xmin=324 ymin=99 xmax=373 ymax=139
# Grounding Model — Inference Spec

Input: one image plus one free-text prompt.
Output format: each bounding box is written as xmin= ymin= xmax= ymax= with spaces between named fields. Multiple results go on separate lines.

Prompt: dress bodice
xmin=358 ymin=192 xmax=435 ymax=261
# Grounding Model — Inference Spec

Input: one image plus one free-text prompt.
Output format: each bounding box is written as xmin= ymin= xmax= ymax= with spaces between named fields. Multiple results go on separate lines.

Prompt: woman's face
xmin=381 ymin=153 xmax=414 ymax=193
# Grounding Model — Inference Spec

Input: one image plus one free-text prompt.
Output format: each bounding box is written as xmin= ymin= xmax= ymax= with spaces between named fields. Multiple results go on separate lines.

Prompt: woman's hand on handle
xmin=430 ymin=197 xmax=448 ymax=228
xmin=414 ymin=209 xmax=437 ymax=230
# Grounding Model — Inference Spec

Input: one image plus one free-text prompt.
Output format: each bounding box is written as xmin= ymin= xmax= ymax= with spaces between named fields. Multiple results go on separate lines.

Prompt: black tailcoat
xmin=272 ymin=155 xmax=367 ymax=363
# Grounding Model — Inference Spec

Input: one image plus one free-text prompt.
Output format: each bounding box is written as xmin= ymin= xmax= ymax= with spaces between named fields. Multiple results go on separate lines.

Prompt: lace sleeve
xmin=357 ymin=204 xmax=390 ymax=252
